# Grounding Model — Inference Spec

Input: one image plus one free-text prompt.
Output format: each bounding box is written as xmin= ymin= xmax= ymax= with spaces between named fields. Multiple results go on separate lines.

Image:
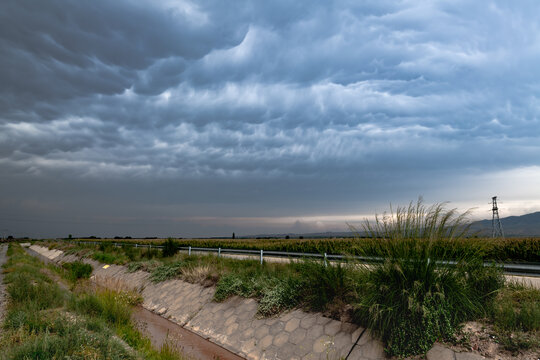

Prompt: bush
xmin=150 ymin=262 xmax=184 ymax=282
xmin=214 ymin=272 xmax=301 ymax=316
xmin=92 ymin=251 xmax=118 ymax=264
xmin=258 ymin=278 xmax=301 ymax=316
xmin=162 ymin=238 xmax=178 ymax=258
xmin=62 ymin=261 xmax=93 ymax=281
xmin=295 ymin=260 xmax=354 ymax=311
xmin=352 ymin=199 xmax=504 ymax=357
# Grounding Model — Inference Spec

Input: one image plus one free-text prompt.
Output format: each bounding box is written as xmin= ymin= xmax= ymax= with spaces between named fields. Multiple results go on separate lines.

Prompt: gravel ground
xmin=0 ymin=244 xmax=8 ymax=323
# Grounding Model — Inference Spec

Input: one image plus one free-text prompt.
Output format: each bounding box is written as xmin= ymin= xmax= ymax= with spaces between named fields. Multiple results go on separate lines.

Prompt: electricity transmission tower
xmin=491 ymin=196 xmax=504 ymax=238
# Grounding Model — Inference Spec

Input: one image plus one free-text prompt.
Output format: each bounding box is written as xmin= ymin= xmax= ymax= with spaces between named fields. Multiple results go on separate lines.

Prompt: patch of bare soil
xmin=447 ymin=321 xmax=540 ymax=360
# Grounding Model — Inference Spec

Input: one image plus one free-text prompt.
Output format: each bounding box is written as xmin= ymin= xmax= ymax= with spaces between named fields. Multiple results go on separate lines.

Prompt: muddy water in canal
xmin=132 ymin=306 xmax=244 ymax=360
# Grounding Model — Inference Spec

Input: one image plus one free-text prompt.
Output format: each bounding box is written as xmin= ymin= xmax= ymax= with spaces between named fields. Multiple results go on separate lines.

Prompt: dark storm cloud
xmin=1 ymin=0 xmax=540 ymax=236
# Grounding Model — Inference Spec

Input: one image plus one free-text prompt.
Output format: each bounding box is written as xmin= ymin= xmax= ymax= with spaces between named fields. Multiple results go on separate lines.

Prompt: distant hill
xmin=469 ymin=211 xmax=540 ymax=237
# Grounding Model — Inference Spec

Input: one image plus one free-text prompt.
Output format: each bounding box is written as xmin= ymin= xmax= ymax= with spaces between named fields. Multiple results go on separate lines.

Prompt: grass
xmin=350 ymin=199 xmax=504 ymax=357
xmin=62 ymin=261 xmax=93 ymax=281
xmin=0 ymin=243 xmax=187 ymax=360
xmin=491 ymin=282 xmax=540 ymax=353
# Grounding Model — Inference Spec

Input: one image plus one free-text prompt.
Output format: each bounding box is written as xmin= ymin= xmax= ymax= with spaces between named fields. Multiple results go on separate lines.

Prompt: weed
xmin=181 ymin=265 xmax=217 ymax=286
xmin=150 ymin=262 xmax=184 ymax=282
xmin=62 ymin=261 xmax=93 ymax=281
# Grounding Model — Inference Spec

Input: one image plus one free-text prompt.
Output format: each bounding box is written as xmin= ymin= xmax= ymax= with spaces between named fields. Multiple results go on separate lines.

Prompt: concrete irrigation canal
xmin=22 ymin=243 xmax=510 ymax=360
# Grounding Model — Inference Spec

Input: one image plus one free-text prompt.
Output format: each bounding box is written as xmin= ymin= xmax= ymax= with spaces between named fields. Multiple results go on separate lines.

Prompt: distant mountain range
xmin=469 ymin=211 xmax=540 ymax=237
xmin=243 ymin=211 xmax=540 ymax=238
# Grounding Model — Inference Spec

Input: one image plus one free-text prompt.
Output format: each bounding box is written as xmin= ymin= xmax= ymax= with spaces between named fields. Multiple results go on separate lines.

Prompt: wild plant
xmin=352 ymin=198 xmax=504 ymax=357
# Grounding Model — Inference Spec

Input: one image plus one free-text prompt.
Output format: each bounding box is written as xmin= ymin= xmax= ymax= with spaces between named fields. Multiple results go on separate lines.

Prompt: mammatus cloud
xmin=1 ymin=0 xmax=539 ymax=236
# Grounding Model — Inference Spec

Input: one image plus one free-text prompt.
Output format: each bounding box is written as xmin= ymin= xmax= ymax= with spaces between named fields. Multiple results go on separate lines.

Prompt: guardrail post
xmin=149 ymin=243 xmax=152 ymax=250
xmin=135 ymin=243 xmax=138 ymax=248
xmin=260 ymin=249 xmax=263 ymax=265
xmin=324 ymin=253 xmax=328 ymax=267
xmin=218 ymin=247 xmax=221 ymax=258
xmin=188 ymin=246 xmax=191 ymax=256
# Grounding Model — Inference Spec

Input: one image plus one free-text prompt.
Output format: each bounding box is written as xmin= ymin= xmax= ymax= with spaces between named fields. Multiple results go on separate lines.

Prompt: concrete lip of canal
xmin=132 ymin=306 xmax=244 ymax=360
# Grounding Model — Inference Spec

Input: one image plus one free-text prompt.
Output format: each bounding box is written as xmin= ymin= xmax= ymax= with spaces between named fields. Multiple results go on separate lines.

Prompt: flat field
xmin=66 ymin=236 xmax=540 ymax=262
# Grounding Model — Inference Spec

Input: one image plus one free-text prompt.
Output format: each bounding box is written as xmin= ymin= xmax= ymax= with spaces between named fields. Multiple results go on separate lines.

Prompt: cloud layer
xmin=1 ymin=0 xmax=540 ymax=237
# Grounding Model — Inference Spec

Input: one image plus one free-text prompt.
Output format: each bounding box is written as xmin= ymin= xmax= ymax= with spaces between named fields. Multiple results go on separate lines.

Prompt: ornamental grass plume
xmin=352 ymin=198 xmax=504 ymax=357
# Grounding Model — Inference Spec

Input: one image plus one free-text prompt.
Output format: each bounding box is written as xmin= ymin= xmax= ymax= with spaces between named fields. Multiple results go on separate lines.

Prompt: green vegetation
xmin=162 ymin=238 xmax=179 ymax=258
xmin=0 ymin=244 xmax=186 ymax=360
xmin=492 ymin=282 xmax=540 ymax=353
xmin=62 ymin=261 xmax=93 ymax=281
xmin=61 ymin=234 xmax=540 ymax=262
xmin=352 ymin=200 xmax=504 ymax=357
xmin=34 ymin=199 xmax=540 ymax=357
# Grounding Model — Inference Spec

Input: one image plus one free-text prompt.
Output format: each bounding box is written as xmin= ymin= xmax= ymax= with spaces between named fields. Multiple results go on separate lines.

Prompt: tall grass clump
xmin=62 ymin=261 xmax=93 ymax=281
xmin=353 ymin=198 xmax=504 ymax=357
xmin=162 ymin=238 xmax=179 ymax=258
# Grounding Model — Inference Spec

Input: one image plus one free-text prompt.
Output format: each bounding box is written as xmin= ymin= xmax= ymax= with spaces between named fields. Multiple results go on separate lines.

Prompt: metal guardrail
xmin=71 ymin=240 xmax=540 ymax=277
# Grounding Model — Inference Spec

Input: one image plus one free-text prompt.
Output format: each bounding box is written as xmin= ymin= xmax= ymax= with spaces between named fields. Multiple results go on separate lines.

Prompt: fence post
xmin=188 ymin=246 xmax=191 ymax=256
xmin=260 ymin=249 xmax=263 ymax=265
xmin=324 ymin=253 xmax=328 ymax=267
xmin=218 ymin=247 xmax=221 ymax=258
xmin=135 ymin=243 xmax=138 ymax=248
xmin=149 ymin=243 xmax=152 ymax=250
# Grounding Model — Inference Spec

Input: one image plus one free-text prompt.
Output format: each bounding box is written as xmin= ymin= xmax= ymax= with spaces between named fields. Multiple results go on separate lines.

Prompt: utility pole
xmin=491 ymin=196 xmax=504 ymax=238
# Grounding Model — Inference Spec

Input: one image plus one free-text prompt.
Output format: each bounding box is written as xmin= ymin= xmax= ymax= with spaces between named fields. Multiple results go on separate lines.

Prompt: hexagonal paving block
xmin=273 ymin=332 xmax=289 ymax=347
xmin=300 ymin=315 xmax=317 ymax=329
xmin=290 ymin=328 xmax=307 ymax=345
xmin=260 ymin=334 xmax=274 ymax=349
xmin=306 ymin=324 xmax=324 ymax=339
xmin=254 ymin=325 xmax=269 ymax=339
xmin=324 ymin=320 xmax=342 ymax=336
xmin=269 ymin=321 xmax=285 ymax=335
xmin=285 ymin=317 xmax=300 ymax=332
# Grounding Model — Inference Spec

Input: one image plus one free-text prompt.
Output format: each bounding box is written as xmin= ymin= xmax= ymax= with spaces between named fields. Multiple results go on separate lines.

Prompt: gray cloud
xmin=1 ymin=0 xmax=540 ymax=237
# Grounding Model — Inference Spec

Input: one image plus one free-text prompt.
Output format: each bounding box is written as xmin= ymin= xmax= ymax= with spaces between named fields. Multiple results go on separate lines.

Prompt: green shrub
xmin=92 ymin=251 xmax=118 ymax=264
xmin=62 ymin=261 xmax=93 ymax=280
xmin=162 ymin=238 xmax=178 ymax=258
xmin=150 ymin=262 xmax=184 ymax=282
xmin=258 ymin=278 xmax=301 ymax=316
xmin=214 ymin=272 xmax=301 ymax=316
xmin=352 ymin=199 xmax=504 ymax=357
xmin=214 ymin=273 xmax=248 ymax=301
xmin=295 ymin=260 xmax=354 ymax=311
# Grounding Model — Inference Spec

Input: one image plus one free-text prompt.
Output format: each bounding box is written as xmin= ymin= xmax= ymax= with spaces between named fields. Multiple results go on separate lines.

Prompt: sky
xmin=1 ymin=1 xmax=540 ymax=238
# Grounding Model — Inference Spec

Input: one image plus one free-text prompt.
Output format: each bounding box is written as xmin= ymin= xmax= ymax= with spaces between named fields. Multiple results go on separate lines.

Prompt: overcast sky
xmin=1 ymin=1 xmax=540 ymax=238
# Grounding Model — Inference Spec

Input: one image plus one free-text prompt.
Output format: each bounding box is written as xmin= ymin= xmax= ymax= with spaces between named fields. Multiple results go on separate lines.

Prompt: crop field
xmin=63 ymin=235 xmax=540 ymax=262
